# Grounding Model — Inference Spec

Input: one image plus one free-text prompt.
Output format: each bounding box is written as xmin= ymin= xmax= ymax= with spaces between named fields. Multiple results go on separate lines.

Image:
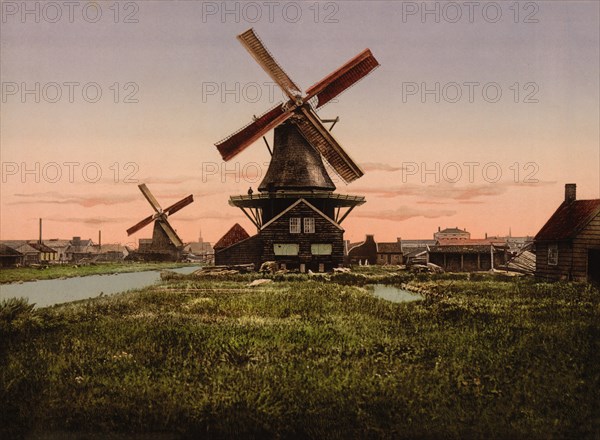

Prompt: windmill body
xmin=214 ymin=29 xmax=378 ymax=272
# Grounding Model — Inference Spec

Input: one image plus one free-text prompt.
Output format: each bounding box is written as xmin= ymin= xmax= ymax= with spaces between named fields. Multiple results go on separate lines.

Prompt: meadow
xmin=1 ymin=271 xmax=598 ymax=439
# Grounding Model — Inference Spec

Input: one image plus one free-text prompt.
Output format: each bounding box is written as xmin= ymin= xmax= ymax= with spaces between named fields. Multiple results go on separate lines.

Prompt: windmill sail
xmin=295 ymin=106 xmax=364 ymax=183
xmin=158 ymin=220 xmax=183 ymax=248
xmin=164 ymin=194 xmax=194 ymax=216
xmin=127 ymin=214 xmax=154 ymax=236
xmin=216 ymin=103 xmax=291 ymax=161
xmin=305 ymin=49 xmax=380 ymax=108
xmin=237 ymin=28 xmax=301 ymax=100
xmin=138 ymin=183 xmax=162 ymax=212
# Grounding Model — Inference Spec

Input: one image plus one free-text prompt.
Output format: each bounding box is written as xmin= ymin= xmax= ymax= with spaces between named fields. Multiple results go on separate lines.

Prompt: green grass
xmin=1 ymin=276 xmax=598 ymax=439
xmin=0 ymin=262 xmax=196 ymax=284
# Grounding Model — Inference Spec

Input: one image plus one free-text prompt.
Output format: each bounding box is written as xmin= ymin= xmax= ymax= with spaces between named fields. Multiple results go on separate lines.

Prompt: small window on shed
xmin=289 ymin=218 xmax=301 ymax=234
xmin=274 ymin=243 xmax=299 ymax=256
xmin=548 ymin=244 xmax=558 ymax=266
xmin=311 ymin=243 xmax=332 ymax=255
xmin=304 ymin=217 xmax=315 ymax=233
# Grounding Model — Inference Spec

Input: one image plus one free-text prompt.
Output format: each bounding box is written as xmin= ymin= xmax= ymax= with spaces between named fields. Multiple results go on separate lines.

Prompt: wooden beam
xmin=252 ymin=207 xmax=262 ymax=228
xmin=337 ymin=205 xmax=356 ymax=224
xmin=239 ymin=207 xmax=260 ymax=230
xmin=263 ymin=136 xmax=273 ymax=156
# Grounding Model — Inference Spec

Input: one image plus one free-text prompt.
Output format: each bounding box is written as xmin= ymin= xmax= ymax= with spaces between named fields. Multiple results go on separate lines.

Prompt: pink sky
xmin=1 ymin=1 xmax=599 ymax=245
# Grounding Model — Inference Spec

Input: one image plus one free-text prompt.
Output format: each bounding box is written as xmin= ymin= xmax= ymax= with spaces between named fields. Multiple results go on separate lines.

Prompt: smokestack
xmin=485 ymin=232 xmax=488 ymax=239
xmin=565 ymin=183 xmax=576 ymax=203
xmin=98 ymin=230 xmax=102 ymax=251
xmin=39 ymin=218 xmax=42 ymax=244
xmin=438 ymin=226 xmax=441 ymax=232
xmin=397 ymin=237 xmax=401 ymax=243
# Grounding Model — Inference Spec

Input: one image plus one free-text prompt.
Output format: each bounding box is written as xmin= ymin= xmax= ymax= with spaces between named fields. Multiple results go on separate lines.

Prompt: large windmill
xmin=214 ymin=29 xmax=379 ymax=272
xmin=127 ymin=184 xmax=193 ymax=261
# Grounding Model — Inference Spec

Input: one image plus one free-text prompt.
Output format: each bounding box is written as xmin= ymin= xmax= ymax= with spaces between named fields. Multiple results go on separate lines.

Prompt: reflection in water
xmin=0 ymin=266 xmax=199 ymax=308
xmin=370 ymin=284 xmax=422 ymax=303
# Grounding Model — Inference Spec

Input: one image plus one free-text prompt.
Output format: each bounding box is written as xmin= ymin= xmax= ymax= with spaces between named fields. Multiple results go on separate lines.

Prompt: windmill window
xmin=290 ymin=218 xmax=301 ymax=234
xmin=274 ymin=243 xmax=299 ymax=256
xmin=548 ymin=244 xmax=558 ymax=266
xmin=304 ymin=217 xmax=315 ymax=233
xmin=311 ymin=243 xmax=332 ymax=255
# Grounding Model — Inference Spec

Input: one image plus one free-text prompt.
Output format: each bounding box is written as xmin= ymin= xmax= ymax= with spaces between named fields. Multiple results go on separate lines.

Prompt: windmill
xmin=214 ymin=29 xmax=379 ymax=272
xmin=126 ymin=184 xmax=194 ymax=261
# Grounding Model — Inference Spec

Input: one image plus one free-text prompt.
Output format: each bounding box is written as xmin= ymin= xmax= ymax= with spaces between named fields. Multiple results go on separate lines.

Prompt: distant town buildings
xmin=0 ymin=236 xmax=130 ymax=267
xmin=434 ymin=227 xmax=470 ymax=241
xmin=343 ymin=224 xmax=534 ymax=274
xmin=184 ymin=231 xmax=214 ymax=263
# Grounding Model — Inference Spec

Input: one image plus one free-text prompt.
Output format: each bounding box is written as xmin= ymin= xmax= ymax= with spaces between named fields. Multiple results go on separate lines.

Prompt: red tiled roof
xmin=214 ymin=223 xmax=250 ymax=249
xmin=535 ymin=200 xmax=600 ymax=241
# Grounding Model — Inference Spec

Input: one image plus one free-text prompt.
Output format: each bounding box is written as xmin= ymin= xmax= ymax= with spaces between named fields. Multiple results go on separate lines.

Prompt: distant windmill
xmin=127 ymin=184 xmax=193 ymax=260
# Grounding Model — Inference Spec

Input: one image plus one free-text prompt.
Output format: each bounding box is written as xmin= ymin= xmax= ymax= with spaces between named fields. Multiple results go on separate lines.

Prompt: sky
xmin=1 ymin=0 xmax=599 ymax=246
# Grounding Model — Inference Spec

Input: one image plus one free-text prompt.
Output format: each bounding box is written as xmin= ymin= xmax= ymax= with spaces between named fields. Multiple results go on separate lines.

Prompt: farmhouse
xmin=534 ymin=184 xmax=600 ymax=283
xmin=376 ymin=238 xmax=404 ymax=265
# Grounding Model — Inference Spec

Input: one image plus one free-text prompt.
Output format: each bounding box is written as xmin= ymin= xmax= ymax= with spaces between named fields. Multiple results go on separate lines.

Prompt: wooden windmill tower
xmin=126 ymin=184 xmax=194 ymax=261
xmin=214 ymin=29 xmax=379 ymax=272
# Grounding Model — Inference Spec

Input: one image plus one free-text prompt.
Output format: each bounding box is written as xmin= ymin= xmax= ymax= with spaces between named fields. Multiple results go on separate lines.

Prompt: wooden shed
xmin=534 ymin=184 xmax=600 ymax=283
xmin=428 ymin=244 xmax=507 ymax=272
xmin=0 ymin=244 xmax=24 ymax=267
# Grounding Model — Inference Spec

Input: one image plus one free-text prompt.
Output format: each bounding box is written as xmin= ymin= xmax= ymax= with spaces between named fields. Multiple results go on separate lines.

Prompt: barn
xmin=534 ymin=184 xmax=600 ymax=283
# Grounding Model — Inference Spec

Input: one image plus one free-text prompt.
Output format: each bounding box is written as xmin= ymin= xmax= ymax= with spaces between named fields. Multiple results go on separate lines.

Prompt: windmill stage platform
xmin=229 ymin=192 xmax=365 ymax=230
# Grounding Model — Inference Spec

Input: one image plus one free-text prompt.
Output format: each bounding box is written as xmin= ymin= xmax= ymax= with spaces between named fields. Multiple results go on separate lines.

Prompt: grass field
xmin=1 ymin=272 xmax=598 ymax=439
xmin=0 ymin=262 xmax=196 ymax=284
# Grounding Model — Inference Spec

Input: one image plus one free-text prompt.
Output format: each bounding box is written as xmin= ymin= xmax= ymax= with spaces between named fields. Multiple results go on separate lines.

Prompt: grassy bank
xmin=1 ymin=276 xmax=598 ymax=438
xmin=0 ymin=262 xmax=196 ymax=284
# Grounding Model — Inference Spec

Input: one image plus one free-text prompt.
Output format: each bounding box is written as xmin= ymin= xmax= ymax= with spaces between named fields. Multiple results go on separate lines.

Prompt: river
xmin=0 ymin=266 xmax=200 ymax=308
